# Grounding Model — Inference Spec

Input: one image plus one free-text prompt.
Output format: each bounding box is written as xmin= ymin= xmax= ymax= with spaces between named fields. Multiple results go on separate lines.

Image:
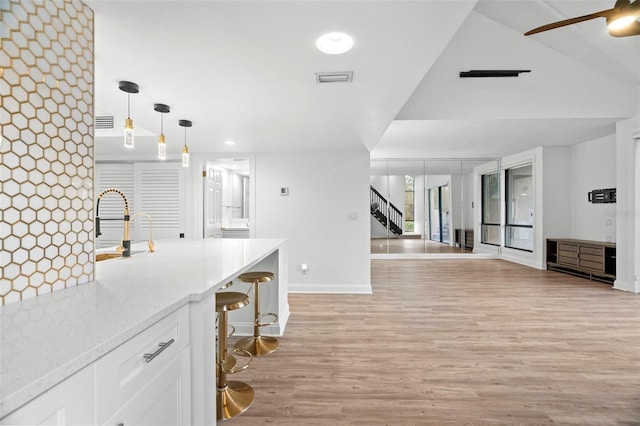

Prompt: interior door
xmin=204 ymin=161 xmax=223 ymax=238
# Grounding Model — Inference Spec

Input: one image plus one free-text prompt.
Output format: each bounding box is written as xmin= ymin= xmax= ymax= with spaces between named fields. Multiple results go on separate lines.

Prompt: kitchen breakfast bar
xmin=0 ymin=238 xmax=289 ymax=425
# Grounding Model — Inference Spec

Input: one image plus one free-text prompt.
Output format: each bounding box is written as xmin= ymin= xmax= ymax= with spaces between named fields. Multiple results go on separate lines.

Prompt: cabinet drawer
xmin=580 ymin=253 xmax=603 ymax=264
xmin=580 ymin=246 xmax=603 ymax=256
xmin=579 ymin=257 xmax=604 ymax=272
xmin=558 ymin=250 xmax=577 ymax=260
xmin=95 ymin=305 xmax=190 ymax=424
xmin=558 ymin=243 xmax=578 ymax=253
xmin=104 ymin=347 xmax=191 ymax=426
xmin=558 ymin=255 xmax=578 ymax=266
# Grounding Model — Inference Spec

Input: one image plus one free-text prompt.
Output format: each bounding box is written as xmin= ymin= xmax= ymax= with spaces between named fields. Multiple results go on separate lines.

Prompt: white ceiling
xmin=87 ymin=0 xmax=640 ymax=162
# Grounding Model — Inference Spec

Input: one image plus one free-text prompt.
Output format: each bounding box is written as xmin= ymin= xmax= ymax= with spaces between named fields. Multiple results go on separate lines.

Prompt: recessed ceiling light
xmin=316 ymin=32 xmax=353 ymax=55
xmin=224 ymin=140 xmax=236 ymax=146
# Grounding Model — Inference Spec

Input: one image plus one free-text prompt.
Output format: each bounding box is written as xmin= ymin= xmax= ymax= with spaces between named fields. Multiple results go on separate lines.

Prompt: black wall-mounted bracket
xmin=459 ymin=70 xmax=531 ymax=78
xmin=588 ymin=188 xmax=616 ymax=204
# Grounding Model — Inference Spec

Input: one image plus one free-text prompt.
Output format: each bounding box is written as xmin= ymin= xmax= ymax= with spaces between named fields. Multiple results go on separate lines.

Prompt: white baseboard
xmin=288 ymin=283 xmax=373 ymax=294
xmin=370 ymin=253 xmax=498 ymax=260
xmin=501 ymin=251 xmax=544 ymax=270
xmin=613 ymin=279 xmax=640 ymax=293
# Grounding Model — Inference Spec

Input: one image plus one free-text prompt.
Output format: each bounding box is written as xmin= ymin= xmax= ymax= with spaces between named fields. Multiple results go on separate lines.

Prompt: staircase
xmin=370 ymin=186 xmax=403 ymax=235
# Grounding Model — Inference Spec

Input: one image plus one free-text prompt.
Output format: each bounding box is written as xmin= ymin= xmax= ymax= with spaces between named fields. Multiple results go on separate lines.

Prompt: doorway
xmin=203 ymin=158 xmax=250 ymax=238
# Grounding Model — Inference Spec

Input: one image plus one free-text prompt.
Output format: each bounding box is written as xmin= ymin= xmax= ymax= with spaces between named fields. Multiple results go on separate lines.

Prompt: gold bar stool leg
xmin=235 ymin=271 xmax=279 ymax=356
xmin=216 ymin=291 xmax=254 ymax=420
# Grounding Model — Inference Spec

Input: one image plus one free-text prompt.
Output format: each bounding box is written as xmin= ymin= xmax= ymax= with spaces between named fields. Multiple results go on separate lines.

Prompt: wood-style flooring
xmin=228 ymin=259 xmax=640 ymax=425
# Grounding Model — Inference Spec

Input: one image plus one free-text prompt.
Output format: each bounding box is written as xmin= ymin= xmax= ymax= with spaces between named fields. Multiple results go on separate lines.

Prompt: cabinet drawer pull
xmin=143 ymin=338 xmax=175 ymax=363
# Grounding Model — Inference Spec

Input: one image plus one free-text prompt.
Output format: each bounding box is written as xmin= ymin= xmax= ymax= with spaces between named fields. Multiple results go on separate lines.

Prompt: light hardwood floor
xmin=228 ymin=259 xmax=640 ymax=425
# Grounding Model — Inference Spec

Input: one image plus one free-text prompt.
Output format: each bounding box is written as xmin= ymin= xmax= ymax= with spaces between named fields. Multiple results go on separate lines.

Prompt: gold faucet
xmin=130 ymin=212 xmax=155 ymax=253
xmin=96 ymin=188 xmax=131 ymax=257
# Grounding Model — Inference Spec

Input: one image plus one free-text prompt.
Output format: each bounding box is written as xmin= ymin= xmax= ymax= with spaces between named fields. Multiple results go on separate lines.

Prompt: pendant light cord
xmin=127 ymin=93 xmax=131 ymax=119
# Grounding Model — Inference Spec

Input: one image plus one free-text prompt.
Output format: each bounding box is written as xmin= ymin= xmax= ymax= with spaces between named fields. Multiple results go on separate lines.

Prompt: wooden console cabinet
xmin=546 ymin=238 xmax=616 ymax=283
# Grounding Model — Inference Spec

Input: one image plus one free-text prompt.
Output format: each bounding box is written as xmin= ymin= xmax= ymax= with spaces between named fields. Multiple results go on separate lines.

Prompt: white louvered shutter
xmin=135 ymin=163 xmax=183 ymax=240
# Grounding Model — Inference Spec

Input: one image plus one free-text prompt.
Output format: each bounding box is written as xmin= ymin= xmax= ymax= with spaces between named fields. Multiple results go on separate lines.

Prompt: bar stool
xmin=234 ymin=271 xmax=279 ymax=356
xmin=216 ymin=291 xmax=254 ymax=420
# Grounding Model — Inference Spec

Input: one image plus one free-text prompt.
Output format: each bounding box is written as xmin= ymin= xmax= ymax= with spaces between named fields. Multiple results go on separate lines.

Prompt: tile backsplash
xmin=0 ymin=0 xmax=94 ymax=305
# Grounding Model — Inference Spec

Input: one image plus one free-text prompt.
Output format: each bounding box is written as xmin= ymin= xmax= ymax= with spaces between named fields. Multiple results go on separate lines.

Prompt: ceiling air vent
xmin=95 ymin=115 xmax=115 ymax=130
xmin=315 ymin=71 xmax=353 ymax=84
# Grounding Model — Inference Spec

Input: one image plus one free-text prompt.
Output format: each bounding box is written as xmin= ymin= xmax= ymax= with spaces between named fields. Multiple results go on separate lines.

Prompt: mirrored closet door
xmin=370 ymin=158 xmax=499 ymax=255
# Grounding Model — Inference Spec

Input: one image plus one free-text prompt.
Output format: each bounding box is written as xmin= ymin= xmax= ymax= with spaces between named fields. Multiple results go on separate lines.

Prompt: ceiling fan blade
xmin=609 ymin=19 xmax=640 ymax=36
xmin=524 ymin=9 xmax=614 ymax=36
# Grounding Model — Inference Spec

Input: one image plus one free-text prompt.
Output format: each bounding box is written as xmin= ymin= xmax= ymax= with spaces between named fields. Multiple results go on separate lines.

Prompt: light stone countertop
xmin=0 ymin=238 xmax=286 ymax=418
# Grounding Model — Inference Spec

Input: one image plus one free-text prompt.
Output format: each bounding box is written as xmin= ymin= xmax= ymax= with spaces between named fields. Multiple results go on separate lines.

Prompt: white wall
xmin=388 ymin=175 xmax=405 ymax=215
xmin=542 ymin=146 xmax=572 ymax=244
xmin=254 ymin=151 xmax=371 ymax=293
xmin=570 ymin=135 xmax=616 ymax=242
xmin=398 ymin=11 xmax=634 ymax=123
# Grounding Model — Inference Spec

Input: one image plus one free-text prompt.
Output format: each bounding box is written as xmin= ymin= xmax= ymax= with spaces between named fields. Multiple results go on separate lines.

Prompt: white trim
xmin=473 ymin=148 xmax=544 ymax=269
xmin=501 ymin=247 xmax=542 ymax=269
xmin=288 ymin=283 xmax=373 ymax=294
xmin=636 ymin=134 xmax=640 ymax=292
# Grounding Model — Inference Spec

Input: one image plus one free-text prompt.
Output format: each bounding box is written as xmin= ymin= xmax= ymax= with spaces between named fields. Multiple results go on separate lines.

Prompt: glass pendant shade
xmin=178 ymin=119 xmax=192 ymax=169
xmin=124 ymin=118 xmax=134 ymax=148
xmin=154 ymin=103 xmax=170 ymax=161
xmin=158 ymin=134 xmax=167 ymax=160
xmin=182 ymin=145 xmax=189 ymax=168
xmin=119 ymin=81 xmax=139 ymax=149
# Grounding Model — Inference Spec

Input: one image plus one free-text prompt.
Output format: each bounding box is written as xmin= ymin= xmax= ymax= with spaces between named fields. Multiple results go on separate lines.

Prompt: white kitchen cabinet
xmin=2 ymin=305 xmax=191 ymax=426
xmin=95 ymin=305 xmax=190 ymax=424
xmin=0 ymin=366 xmax=96 ymax=425
xmin=102 ymin=346 xmax=191 ymax=426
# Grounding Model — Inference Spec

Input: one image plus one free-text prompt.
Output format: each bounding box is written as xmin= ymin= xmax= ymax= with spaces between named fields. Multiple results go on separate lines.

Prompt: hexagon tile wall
xmin=0 ymin=0 xmax=94 ymax=305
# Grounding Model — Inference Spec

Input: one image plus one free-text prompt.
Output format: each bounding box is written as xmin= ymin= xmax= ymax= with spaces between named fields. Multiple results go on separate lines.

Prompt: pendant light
xmin=179 ymin=119 xmax=192 ymax=168
xmin=153 ymin=103 xmax=170 ymax=160
xmin=118 ymin=81 xmax=139 ymax=149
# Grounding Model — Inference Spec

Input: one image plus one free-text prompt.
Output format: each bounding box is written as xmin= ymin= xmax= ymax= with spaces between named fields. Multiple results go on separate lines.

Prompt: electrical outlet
xmin=348 ymin=212 xmax=358 ymax=221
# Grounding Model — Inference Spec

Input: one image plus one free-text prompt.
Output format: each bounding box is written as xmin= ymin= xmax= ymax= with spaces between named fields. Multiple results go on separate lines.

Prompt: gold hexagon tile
xmin=1 ymin=0 xmax=94 ymax=305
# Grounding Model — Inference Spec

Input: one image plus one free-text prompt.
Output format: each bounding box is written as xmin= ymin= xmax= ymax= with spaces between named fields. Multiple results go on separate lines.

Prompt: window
xmin=505 ymin=164 xmax=533 ymax=252
xmin=481 ymin=172 xmax=500 ymax=245
xmin=404 ymin=175 xmax=414 ymax=232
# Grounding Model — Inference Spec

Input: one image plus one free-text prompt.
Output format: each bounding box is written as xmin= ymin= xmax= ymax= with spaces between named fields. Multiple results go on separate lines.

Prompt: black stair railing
xmin=370 ymin=186 xmax=403 ymax=235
